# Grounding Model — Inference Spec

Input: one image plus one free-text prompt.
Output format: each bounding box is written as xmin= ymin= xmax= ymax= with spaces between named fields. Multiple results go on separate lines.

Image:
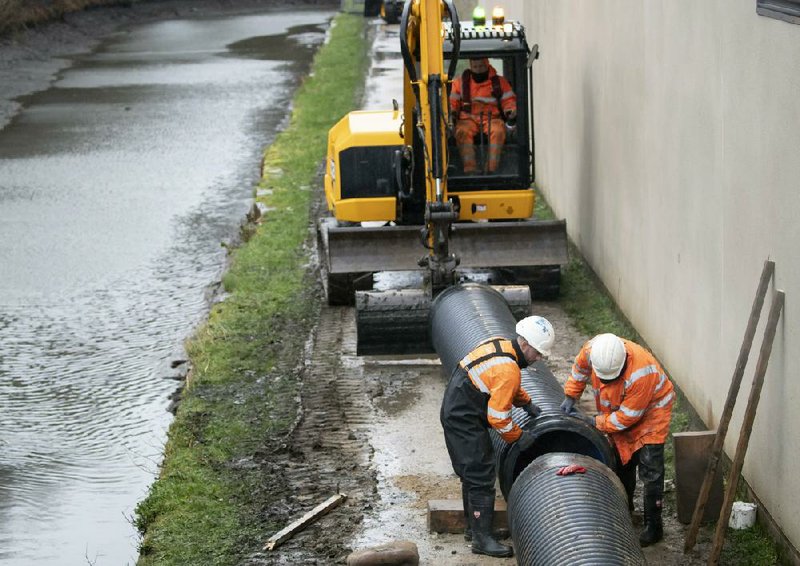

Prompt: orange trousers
xmin=454 ymin=115 xmax=506 ymax=173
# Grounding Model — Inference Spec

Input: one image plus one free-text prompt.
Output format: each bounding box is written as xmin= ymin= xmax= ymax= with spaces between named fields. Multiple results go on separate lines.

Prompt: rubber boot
xmin=639 ymin=492 xmax=663 ymax=547
xmin=638 ymin=444 xmax=665 ymax=546
xmin=462 ymin=483 xmax=472 ymax=542
xmin=469 ymin=492 xmax=513 ymax=558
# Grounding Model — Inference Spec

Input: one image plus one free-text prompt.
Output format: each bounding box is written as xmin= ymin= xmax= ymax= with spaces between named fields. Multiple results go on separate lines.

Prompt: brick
xmin=427 ymin=499 xmax=508 ymax=534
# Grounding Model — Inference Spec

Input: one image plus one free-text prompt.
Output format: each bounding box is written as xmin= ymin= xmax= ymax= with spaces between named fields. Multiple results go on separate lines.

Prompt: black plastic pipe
xmin=431 ymin=283 xmax=518 ymax=371
xmin=491 ymin=365 xmax=617 ymax=498
xmin=430 ymin=283 xmax=616 ymax=497
xmin=430 ymin=283 xmax=642 ymax=564
xmin=508 ymin=453 xmax=645 ymax=565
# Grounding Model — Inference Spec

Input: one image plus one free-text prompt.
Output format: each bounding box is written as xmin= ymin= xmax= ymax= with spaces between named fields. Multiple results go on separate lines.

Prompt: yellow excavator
xmin=320 ymin=2 xmax=568 ymax=354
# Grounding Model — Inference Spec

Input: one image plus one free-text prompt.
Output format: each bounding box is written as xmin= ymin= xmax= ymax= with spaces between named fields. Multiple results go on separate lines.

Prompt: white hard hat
xmin=590 ymin=334 xmax=627 ymax=380
xmin=516 ymin=316 xmax=554 ymax=357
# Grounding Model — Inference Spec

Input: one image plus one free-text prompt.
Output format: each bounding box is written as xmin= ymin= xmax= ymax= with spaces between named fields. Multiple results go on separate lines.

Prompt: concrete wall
xmin=501 ymin=0 xmax=800 ymax=552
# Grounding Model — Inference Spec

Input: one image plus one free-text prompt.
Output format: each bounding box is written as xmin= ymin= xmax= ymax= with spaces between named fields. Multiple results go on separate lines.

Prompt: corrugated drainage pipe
xmin=430 ymin=283 xmax=617 ymax=498
xmin=430 ymin=282 xmax=520 ymax=371
xmin=431 ymin=283 xmax=642 ymax=564
xmin=491 ymin=365 xmax=617 ymax=498
xmin=508 ymin=452 xmax=645 ymax=565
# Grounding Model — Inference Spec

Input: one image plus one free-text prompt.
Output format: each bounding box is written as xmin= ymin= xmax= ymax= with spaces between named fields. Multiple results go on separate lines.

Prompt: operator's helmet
xmin=516 ymin=316 xmax=555 ymax=357
xmin=589 ymin=333 xmax=627 ymax=381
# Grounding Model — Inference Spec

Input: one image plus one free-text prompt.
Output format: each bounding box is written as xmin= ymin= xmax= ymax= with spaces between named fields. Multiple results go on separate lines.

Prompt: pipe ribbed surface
xmin=431 ymin=283 xmax=639 ymax=564
xmin=430 ymin=283 xmax=518 ymax=376
xmin=490 ymin=364 xmax=618 ymax=498
xmin=508 ymin=453 xmax=646 ymax=565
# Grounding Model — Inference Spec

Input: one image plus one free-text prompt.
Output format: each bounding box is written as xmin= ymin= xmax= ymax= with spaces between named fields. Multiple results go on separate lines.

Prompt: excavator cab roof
xmin=443 ymin=21 xmax=529 ymax=57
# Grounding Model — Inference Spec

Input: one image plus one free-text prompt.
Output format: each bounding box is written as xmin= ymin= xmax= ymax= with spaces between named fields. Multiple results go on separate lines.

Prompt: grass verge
xmin=134 ymin=13 xmax=368 ymax=566
xmin=537 ymin=192 xmax=781 ymax=563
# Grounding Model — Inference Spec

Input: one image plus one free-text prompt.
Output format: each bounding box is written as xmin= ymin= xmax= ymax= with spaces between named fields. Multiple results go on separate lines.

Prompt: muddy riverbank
xmin=0 ymin=0 xmax=336 ymax=128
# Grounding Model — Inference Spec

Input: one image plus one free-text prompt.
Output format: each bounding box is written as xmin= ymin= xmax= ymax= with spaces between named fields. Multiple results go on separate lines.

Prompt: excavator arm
xmin=398 ymin=0 xmax=461 ymax=289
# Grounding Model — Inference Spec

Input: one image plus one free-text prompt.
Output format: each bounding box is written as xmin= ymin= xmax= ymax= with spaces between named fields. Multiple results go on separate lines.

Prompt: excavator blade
xmin=356 ymin=285 xmax=532 ymax=356
xmin=323 ymin=218 xmax=568 ymax=274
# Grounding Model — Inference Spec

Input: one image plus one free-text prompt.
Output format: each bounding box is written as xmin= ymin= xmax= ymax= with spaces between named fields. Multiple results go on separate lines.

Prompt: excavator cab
xmin=444 ymin=21 xmax=533 ymax=190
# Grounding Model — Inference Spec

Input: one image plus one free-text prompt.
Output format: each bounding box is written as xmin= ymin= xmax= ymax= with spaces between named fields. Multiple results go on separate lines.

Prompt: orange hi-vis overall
xmin=440 ymin=337 xmax=531 ymax=493
xmin=458 ymin=337 xmax=531 ymax=442
xmin=564 ymin=338 xmax=675 ymax=465
xmin=449 ymin=67 xmax=516 ymax=173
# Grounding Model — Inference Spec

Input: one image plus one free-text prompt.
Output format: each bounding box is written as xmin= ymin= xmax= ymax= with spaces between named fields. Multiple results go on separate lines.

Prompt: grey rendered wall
xmin=501 ymin=0 xmax=800 ymax=551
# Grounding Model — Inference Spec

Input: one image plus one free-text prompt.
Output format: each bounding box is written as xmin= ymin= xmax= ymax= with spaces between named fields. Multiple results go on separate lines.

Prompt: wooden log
xmin=708 ymin=290 xmax=785 ymax=565
xmin=264 ymin=493 xmax=347 ymax=551
xmin=684 ymin=260 xmax=774 ymax=553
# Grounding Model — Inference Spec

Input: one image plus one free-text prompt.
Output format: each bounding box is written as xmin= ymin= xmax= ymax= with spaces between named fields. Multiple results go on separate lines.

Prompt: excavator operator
xmin=449 ymin=57 xmax=517 ymax=173
xmin=440 ymin=316 xmax=555 ymax=558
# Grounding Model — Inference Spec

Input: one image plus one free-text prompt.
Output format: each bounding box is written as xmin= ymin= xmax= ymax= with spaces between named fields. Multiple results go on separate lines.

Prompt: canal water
xmin=0 ymin=8 xmax=332 ymax=565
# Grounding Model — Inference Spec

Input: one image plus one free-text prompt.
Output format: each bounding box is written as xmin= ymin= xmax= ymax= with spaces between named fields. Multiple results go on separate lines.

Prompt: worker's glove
xmin=516 ymin=431 xmax=535 ymax=452
xmin=559 ymin=396 xmax=576 ymax=414
xmin=576 ymin=413 xmax=596 ymax=427
xmin=522 ymin=402 xmax=541 ymax=419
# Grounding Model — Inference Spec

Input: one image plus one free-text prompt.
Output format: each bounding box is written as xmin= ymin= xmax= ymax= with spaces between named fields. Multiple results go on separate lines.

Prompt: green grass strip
xmin=135 ymin=14 xmax=367 ymax=566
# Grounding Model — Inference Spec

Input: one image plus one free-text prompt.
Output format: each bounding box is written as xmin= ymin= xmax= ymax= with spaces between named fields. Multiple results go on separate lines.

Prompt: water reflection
xmin=0 ymin=9 xmax=331 ymax=565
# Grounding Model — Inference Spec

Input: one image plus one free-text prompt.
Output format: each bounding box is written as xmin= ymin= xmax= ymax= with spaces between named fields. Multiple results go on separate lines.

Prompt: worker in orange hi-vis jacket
xmin=449 ymin=57 xmax=517 ymax=173
xmin=561 ymin=333 xmax=675 ymax=547
xmin=440 ymin=316 xmax=554 ymax=559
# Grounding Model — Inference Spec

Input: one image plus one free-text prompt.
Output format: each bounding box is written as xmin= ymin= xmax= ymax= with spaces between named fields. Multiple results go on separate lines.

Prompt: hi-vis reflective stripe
xmin=609 ymin=412 xmax=627 ymax=431
xmin=488 ymin=407 xmax=512 ymax=420
xmin=466 ymin=357 xmax=516 ymax=394
xmin=450 ymin=92 xmax=462 ymax=101
xmin=599 ymin=398 xmax=613 ymax=408
xmin=654 ymin=373 xmax=668 ymax=391
xmin=496 ymin=421 xmax=514 ymax=434
xmin=473 ymin=96 xmax=500 ymax=104
xmin=624 ymin=364 xmax=658 ymax=389
xmin=501 ymin=91 xmax=514 ymax=100
xmin=652 ymin=391 xmax=675 ymax=409
xmin=619 ymin=404 xmax=645 ymax=418
xmin=571 ymin=369 xmax=589 ymax=382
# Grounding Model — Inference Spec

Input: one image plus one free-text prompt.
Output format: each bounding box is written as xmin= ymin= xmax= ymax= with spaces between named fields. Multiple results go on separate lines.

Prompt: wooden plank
xmin=674 ymin=431 xmax=723 ymax=524
xmin=708 ymin=290 xmax=785 ymax=565
xmin=264 ymin=493 xmax=347 ymax=551
xmin=684 ymin=260 xmax=774 ymax=553
xmin=427 ymin=499 xmax=507 ymax=534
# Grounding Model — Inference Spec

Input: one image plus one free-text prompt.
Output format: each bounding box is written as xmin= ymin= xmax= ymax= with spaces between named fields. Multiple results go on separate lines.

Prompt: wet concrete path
xmin=0 ymin=8 xmax=332 ymax=565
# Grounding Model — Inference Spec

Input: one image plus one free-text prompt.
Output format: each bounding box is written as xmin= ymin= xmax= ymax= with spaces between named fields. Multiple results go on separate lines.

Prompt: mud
xmin=261 ymin=278 xmax=715 ymax=563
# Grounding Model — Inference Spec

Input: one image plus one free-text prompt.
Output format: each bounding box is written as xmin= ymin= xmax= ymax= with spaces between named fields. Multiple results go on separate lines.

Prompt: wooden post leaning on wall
xmin=683 ymin=260 xmax=775 ymax=554
xmin=708 ymin=289 xmax=785 ymax=565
